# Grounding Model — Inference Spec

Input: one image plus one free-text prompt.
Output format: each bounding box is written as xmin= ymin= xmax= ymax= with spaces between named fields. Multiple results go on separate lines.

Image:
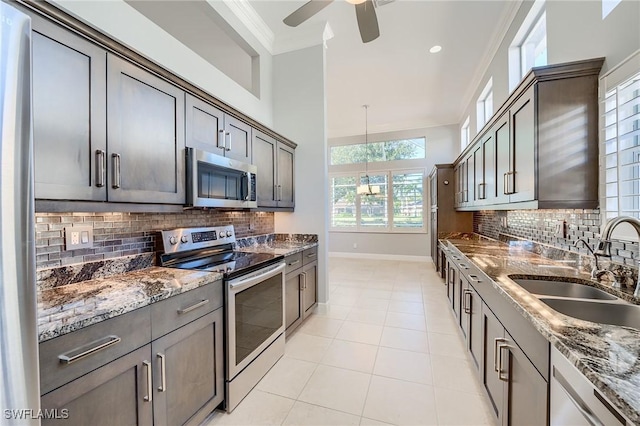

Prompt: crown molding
xmin=456 ymin=0 xmax=523 ymax=125
xmin=223 ymin=0 xmax=275 ymax=54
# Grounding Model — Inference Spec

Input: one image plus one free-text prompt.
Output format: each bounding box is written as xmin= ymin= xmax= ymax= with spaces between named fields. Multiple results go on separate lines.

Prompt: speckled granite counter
xmin=38 ymin=267 xmax=222 ymax=343
xmin=443 ymin=238 xmax=640 ymax=423
xmin=235 ymin=233 xmax=318 ymax=256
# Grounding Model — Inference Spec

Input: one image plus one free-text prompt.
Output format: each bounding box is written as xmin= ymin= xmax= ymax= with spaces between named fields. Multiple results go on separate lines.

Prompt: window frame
xmin=461 ymin=116 xmax=470 ymax=151
xmin=599 ymin=50 xmax=640 ymax=241
xmin=508 ymin=0 xmax=547 ymax=92
xmin=329 ymin=168 xmax=426 ymax=234
xmin=476 ymin=78 xmax=493 ymax=132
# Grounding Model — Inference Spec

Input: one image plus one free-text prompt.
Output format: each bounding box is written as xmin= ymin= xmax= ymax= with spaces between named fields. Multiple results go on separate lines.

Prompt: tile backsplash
xmin=35 ymin=210 xmax=274 ymax=270
xmin=473 ymin=209 xmax=640 ymax=266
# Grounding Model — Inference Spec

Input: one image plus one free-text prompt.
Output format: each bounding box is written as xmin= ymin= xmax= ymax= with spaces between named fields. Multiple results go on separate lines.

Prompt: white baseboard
xmin=329 ymin=251 xmax=432 ymax=263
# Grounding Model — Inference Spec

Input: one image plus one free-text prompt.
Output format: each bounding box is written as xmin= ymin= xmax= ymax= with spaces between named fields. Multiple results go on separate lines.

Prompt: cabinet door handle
xmin=157 ymin=353 xmax=167 ymax=392
xmin=95 ymin=150 xmax=106 ymax=188
xmin=177 ymin=299 xmax=209 ymax=315
xmin=58 ymin=335 xmax=121 ymax=364
xmin=493 ymin=337 xmax=507 ymax=373
xmin=503 ymin=173 xmax=508 ymax=195
xmin=278 ymin=184 xmax=283 ymax=201
xmin=225 ymin=131 xmax=231 ymax=151
xmin=302 ymin=272 xmax=307 ymax=290
xmin=478 ymin=183 xmax=486 ymax=200
xmin=498 ymin=343 xmax=510 ymax=381
xmin=143 ymin=360 xmax=153 ymax=402
xmin=217 ymin=129 xmax=225 ymax=150
xmin=463 ymin=289 xmax=472 ymax=314
xmin=468 ymin=274 xmax=482 ymax=283
xmin=111 ymin=153 xmax=121 ymax=189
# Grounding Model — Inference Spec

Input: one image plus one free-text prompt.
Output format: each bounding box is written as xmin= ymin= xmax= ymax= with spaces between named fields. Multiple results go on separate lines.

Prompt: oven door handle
xmin=228 ymin=262 xmax=286 ymax=292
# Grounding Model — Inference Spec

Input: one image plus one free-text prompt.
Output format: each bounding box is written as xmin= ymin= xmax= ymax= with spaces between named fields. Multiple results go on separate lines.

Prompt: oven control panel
xmin=161 ymin=225 xmax=236 ymax=253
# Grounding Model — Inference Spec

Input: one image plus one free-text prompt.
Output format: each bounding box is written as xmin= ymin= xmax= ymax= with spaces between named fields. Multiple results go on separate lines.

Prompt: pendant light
xmin=356 ymin=105 xmax=381 ymax=196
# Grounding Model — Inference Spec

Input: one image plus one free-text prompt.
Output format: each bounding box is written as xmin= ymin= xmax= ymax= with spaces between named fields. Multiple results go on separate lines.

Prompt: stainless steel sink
xmin=539 ymin=298 xmax=640 ymax=329
xmin=510 ymin=277 xmax=617 ymax=300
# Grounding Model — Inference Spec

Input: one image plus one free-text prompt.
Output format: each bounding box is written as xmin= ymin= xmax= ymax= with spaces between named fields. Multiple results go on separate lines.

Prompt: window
xmin=476 ymin=78 xmax=493 ymax=131
xmin=330 ymin=138 xmax=425 ymax=165
xmin=508 ymin=0 xmax=547 ymax=92
xmin=330 ymin=170 xmax=424 ymax=232
xmin=461 ymin=116 xmax=470 ymax=151
xmin=329 ymin=136 xmax=426 ymax=233
xmin=601 ymin=54 xmax=640 ymax=224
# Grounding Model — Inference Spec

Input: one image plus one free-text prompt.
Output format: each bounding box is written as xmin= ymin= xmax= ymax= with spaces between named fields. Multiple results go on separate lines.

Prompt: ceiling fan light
xmin=346 ymin=0 xmax=367 ymax=4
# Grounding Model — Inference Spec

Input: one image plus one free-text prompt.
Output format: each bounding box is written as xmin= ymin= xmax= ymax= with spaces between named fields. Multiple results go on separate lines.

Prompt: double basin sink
xmin=510 ymin=276 xmax=640 ymax=330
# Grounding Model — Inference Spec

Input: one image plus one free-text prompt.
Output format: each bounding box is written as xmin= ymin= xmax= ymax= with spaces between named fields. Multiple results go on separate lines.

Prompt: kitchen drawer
xmin=151 ymin=281 xmax=223 ymax=340
xmin=39 ymin=306 xmax=151 ymax=395
xmin=302 ymin=246 xmax=318 ymax=265
xmin=285 ymin=252 xmax=303 ymax=273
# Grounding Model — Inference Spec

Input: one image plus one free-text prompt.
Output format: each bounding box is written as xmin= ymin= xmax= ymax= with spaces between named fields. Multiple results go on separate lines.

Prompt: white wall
xmin=272 ymin=45 xmax=329 ymax=303
xmin=328 ymin=124 xmax=458 ymax=258
xmin=51 ymin=0 xmax=274 ymax=126
xmin=459 ymin=0 xmax=640 ymax=147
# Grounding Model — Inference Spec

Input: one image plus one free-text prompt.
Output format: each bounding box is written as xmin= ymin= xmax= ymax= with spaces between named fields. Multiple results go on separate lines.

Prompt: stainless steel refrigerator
xmin=0 ymin=2 xmax=40 ymax=424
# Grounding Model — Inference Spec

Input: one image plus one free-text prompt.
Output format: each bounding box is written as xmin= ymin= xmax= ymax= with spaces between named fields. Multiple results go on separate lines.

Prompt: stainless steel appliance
xmin=159 ymin=225 xmax=285 ymax=412
xmin=0 ymin=2 xmax=40 ymax=423
xmin=186 ymin=148 xmax=257 ymax=209
xmin=550 ymin=346 xmax=630 ymax=425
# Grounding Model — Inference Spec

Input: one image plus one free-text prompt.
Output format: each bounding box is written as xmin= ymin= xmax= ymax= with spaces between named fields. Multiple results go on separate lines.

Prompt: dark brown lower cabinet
xmin=483 ymin=303 xmax=548 ymax=426
xmin=41 ymin=345 xmax=153 ymax=426
xmin=285 ymin=248 xmax=318 ymax=335
xmin=152 ymin=309 xmax=224 ymax=426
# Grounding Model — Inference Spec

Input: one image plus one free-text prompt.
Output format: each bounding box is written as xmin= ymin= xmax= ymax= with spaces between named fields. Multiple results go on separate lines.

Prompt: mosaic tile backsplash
xmin=35 ymin=210 xmax=274 ymax=270
xmin=473 ymin=209 xmax=640 ymax=285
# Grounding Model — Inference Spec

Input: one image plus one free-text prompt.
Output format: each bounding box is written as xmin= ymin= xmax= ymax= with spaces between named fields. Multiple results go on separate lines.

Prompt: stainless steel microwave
xmin=186 ymin=148 xmax=257 ymax=208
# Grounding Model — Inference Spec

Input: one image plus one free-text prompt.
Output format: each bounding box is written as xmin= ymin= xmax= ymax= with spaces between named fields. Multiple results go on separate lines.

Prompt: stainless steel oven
xmin=226 ymin=262 xmax=285 ymax=411
xmin=159 ymin=225 xmax=286 ymax=412
xmin=186 ymin=148 xmax=257 ymax=208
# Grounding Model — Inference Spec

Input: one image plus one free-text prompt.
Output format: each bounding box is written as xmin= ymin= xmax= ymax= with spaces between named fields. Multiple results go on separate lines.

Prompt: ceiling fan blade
xmin=283 ymin=0 xmax=334 ymax=27
xmin=355 ymin=0 xmax=380 ymax=43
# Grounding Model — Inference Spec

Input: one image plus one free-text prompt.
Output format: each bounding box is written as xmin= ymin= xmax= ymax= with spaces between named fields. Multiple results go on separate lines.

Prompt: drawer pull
xmin=468 ymin=275 xmax=482 ymax=283
xmin=288 ymin=259 xmax=300 ymax=266
xmin=157 ymin=353 xmax=167 ymax=392
xmin=143 ymin=360 xmax=152 ymax=402
xmin=177 ymin=299 xmax=209 ymax=315
xmin=306 ymin=253 xmax=317 ymax=258
xmin=459 ymin=263 xmax=470 ymax=270
xmin=58 ymin=335 xmax=121 ymax=364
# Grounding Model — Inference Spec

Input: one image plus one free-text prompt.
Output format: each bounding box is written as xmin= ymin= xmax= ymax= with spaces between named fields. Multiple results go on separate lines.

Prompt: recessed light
xmin=429 ymin=45 xmax=442 ymax=54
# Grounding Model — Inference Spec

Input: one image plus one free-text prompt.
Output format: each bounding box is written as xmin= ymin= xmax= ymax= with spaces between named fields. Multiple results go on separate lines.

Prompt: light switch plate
xmin=65 ymin=226 xmax=94 ymax=250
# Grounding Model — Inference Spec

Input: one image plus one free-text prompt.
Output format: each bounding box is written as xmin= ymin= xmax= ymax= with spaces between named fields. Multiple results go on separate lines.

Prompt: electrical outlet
xmin=65 ymin=226 xmax=94 ymax=250
xmin=555 ymin=220 xmax=567 ymax=238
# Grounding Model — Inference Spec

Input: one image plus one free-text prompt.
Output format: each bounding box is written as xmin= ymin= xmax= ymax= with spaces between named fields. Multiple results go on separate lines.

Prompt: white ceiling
xmin=249 ymin=0 xmax=516 ymax=138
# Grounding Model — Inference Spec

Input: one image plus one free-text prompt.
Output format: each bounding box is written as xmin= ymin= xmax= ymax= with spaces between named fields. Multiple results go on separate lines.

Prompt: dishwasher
xmin=550 ymin=346 xmax=631 ymax=425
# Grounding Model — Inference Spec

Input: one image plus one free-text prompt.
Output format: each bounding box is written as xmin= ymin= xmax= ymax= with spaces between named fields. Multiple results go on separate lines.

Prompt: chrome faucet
xmin=573 ymin=238 xmax=600 ymax=279
xmin=594 ymin=216 xmax=640 ymax=296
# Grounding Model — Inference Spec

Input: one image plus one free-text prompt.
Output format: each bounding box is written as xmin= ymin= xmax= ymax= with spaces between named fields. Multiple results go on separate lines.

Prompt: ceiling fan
xmin=283 ymin=0 xmax=385 ymax=43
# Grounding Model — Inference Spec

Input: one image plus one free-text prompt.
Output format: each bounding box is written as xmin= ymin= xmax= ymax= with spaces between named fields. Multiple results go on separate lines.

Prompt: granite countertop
xmin=443 ymin=238 xmax=640 ymax=423
xmin=236 ymin=240 xmax=318 ymax=256
xmin=38 ymin=267 xmax=222 ymax=343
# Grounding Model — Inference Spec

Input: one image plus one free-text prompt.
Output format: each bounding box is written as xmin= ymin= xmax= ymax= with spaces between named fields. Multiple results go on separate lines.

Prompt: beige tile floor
xmin=205 ymin=257 xmax=497 ymax=426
